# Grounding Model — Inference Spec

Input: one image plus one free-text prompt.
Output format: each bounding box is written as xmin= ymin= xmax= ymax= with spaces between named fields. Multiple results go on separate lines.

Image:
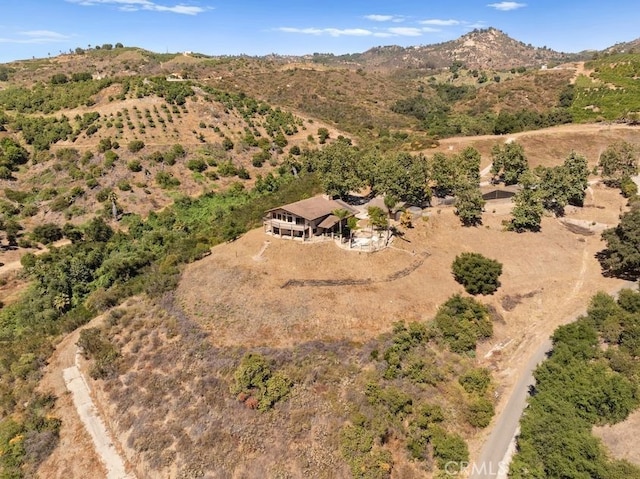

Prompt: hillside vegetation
xmin=0 ymin=31 xmax=640 ymax=478
xmin=572 ymin=53 xmax=640 ymax=123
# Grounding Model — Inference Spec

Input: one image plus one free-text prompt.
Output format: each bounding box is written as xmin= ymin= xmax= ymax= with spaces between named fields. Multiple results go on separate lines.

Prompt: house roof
xmin=480 ymin=184 xmax=521 ymax=199
xmin=480 ymin=184 xmax=521 ymax=194
xmin=317 ymin=215 xmax=340 ymax=229
xmin=267 ymin=196 xmax=356 ymax=221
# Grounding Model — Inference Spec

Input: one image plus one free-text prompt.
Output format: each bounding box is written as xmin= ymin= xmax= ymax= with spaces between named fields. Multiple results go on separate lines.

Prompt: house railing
xmin=264 ymin=218 xmax=306 ymax=231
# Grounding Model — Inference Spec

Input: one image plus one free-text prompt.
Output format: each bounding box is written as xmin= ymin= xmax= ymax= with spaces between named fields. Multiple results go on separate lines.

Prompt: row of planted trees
xmin=302 ymin=138 xmax=486 ymax=224
xmin=301 ymin=137 xmax=598 ymax=231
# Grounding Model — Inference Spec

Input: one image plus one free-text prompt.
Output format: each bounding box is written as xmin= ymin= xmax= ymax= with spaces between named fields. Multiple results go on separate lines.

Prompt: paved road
xmin=471 ymin=282 xmax=635 ymax=479
xmin=469 ymin=338 xmax=552 ymax=478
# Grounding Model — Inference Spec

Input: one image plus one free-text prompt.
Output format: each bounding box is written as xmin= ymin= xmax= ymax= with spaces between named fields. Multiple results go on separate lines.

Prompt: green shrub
xmin=318 ymin=127 xmax=330 ymax=144
xmin=186 ymin=158 xmax=207 ymax=172
xmin=258 ymin=372 xmax=293 ymax=411
xmin=232 ymin=353 xmax=271 ymax=395
xmin=237 ymin=166 xmax=250 ymax=180
xmin=435 ymin=294 xmax=492 ymax=354
xmin=459 ymin=368 xmax=491 ymax=394
xmin=95 ymin=188 xmax=112 ymax=202
xmin=466 ymin=397 xmax=495 ymax=428
xmin=430 ymin=427 xmax=469 ymax=471
xmin=32 ymin=223 xmax=63 ymax=244
xmin=127 ymin=140 xmax=145 ymax=153
xmin=232 ymin=353 xmax=292 ymax=411
xmin=289 ymin=145 xmax=301 ymax=156
xmin=217 ymin=161 xmax=238 ymax=177
xmin=49 ymin=195 xmax=70 ymax=212
xmin=127 ymin=159 xmax=142 ymax=172
xmin=452 ymin=252 xmax=503 ymax=295
xmin=77 ymin=327 xmax=120 ymax=379
xmin=252 ymin=150 xmax=270 ymax=167
xmin=620 ymin=175 xmax=638 ymax=198
xmin=155 ymin=171 xmax=180 ymax=189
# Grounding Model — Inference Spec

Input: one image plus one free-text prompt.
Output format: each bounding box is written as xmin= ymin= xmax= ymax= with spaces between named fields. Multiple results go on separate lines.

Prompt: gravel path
xmin=63 ymin=351 xmax=133 ymax=479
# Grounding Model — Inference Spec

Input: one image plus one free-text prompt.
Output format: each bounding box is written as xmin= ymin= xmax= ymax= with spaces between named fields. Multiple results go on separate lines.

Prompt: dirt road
xmin=0 ymin=239 xmax=71 ymax=277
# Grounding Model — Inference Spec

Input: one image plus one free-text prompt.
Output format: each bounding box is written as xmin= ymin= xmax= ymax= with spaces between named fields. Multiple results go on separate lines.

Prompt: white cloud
xmin=387 ymin=27 xmax=423 ymax=37
xmin=0 ymin=30 xmax=71 ymax=44
xmin=277 ymin=27 xmax=373 ymax=37
xmin=66 ymin=0 xmax=207 ymax=15
xmin=277 ymin=25 xmax=441 ymax=39
xmin=420 ymin=19 xmax=461 ymax=26
xmin=487 ymin=2 xmax=526 ymax=11
xmin=364 ymin=14 xmax=404 ymax=23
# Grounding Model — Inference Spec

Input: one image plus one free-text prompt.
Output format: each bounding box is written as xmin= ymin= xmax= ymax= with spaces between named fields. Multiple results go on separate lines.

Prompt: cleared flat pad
xmin=63 ymin=362 xmax=132 ymax=479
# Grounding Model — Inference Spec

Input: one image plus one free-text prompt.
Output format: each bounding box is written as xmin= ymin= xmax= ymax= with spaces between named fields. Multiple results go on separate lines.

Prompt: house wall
xmin=264 ymin=210 xmax=310 ymax=239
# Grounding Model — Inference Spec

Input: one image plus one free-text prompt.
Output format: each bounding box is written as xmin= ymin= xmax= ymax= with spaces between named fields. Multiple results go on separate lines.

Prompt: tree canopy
xmin=373 ymin=151 xmax=430 ymax=206
xmin=452 ymin=252 xmax=503 ymax=295
xmin=507 ymin=171 xmax=544 ymax=232
xmin=490 ymin=141 xmax=528 ymax=185
xmin=599 ymin=207 xmax=640 ymax=279
xmin=598 ymin=141 xmax=639 ymax=187
xmin=314 ymin=139 xmax=364 ymax=198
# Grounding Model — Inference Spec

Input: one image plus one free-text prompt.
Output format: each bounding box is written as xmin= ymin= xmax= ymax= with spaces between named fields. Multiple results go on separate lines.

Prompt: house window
xmin=296 ymin=217 xmax=304 ymax=225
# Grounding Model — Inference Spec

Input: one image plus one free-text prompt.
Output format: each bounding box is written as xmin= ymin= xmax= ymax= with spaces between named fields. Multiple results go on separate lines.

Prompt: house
xmin=264 ymin=196 xmax=356 ymax=240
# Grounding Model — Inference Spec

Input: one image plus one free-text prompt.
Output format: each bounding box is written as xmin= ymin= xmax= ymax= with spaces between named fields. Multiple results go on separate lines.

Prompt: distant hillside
xmin=312 ymin=28 xmax=579 ymax=71
xmin=604 ymin=37 xmax=640 ymax=55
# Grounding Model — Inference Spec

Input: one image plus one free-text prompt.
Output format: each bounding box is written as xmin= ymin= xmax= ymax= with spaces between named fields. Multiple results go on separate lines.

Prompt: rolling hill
xmin=1 ymin=27 xmax=640 ymax=479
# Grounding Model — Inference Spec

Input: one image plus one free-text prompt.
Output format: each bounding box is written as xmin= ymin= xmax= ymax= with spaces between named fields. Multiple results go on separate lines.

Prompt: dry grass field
xmin=34 ymin=124 xmax=640 ymax=478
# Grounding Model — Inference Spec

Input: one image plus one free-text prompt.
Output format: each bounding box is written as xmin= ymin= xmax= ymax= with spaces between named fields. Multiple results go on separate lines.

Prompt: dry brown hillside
xmin=36 ymin=124 xmax=640 ymax=478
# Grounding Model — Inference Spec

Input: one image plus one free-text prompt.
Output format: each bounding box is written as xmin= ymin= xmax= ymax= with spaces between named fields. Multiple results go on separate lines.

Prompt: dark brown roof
xmin=268 ymin=196 xmax=356 ymax=221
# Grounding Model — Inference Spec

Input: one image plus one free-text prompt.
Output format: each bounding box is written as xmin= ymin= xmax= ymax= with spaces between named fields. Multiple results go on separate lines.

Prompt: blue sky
xmin=0 ymin=1 xmax=639 ymax=63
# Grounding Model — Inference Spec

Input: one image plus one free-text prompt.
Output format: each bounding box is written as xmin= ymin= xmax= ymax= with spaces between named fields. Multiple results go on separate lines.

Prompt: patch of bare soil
xmin=593 ymin=409 xmax=640 ymax=466
xmin=501 ymin=290 xmax=542 ymax=312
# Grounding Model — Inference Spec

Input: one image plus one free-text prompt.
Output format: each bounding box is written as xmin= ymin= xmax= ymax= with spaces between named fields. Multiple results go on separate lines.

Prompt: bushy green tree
xmin=0 ymin=137 xmax=29 ymax=175
xmin=620 ymin=175 xmax=638 ymax=198
xmin=563 ymin=151 xmax=590 ymax=206
xmin=430 ymin=152 xmax=457 ymax=197
xmin=466 ymin=397 xmax=495 ymax=428
xmin=600 ymin=207 xmax=640 ymax=279
xmin=536 ymin=165 xmax=571 ymax=216
xmin=599 ymin=141 xmax=638 ymax=187
xmin=127 ymin=139 xmax=145 ymax=153
xmin=367 ymin=206 xmax=388 ymax=233
xmin=317 ymin=127 xmax=330 ymax=144
xmin=508 ymin=171 xmax=544 ymax=232
xmin=456 ymin=146 xmax=482 ymax=188
xmin=373 ymin=152 xmax=430 ymax=205
xmin=315 ymin=139 xmax=364 ymax=198
xmin=454 ymin=186 xmax=485 ymax=226
xmin=435 ymin=294 xmax=492 ymax=353
xmin=452 ymin=252 xmax=502 ymax=295
xmin=490 ymin=141 xmax=528 ymax=185
xmin=232 ymin=353 xmax=292 ymax=412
